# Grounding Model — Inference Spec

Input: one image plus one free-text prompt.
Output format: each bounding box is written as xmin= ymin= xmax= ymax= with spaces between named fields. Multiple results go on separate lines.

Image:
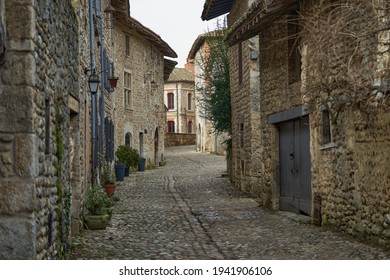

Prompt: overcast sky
xmin=131 ymin=0 xmax=224 ymax=68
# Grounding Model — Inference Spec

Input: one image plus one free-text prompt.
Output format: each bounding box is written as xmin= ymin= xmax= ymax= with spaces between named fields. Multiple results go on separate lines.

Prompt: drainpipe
xmin=176 ymin=82 xmax=179 ymax=133
xmin=89 ymin=0 xmax=96 ymax=187
xmin=99 ymin=0 xmax=105 ymax=163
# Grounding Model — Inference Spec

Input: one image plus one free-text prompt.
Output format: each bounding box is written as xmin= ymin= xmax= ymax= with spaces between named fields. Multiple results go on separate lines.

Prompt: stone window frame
xmin=124 ymin=70 xmax=133 ymax=110
xmin=320 ymin=104 xmax=336 ymax=150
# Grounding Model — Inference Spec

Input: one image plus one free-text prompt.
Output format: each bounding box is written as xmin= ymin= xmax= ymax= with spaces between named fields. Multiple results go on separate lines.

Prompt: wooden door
xmin=279 ymin=116 xmax=311 ymax=215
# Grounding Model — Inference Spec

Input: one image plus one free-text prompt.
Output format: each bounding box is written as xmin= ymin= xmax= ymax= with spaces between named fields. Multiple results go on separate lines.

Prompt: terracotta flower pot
xmin=103 ymin=183 xmax=116 ymax=197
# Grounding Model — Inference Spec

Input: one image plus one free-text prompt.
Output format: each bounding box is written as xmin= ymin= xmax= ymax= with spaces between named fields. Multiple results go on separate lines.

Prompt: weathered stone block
xmin=2 ymin=54 xmax=36 ymax=86
xmin=0 ymin=86 xmax=34 ymax=133
xmin=14 ymin=134 xmax=39 ymax=177
xmin=0 ymin=179 xmax=35 ymax=214
xmin=8 ymin=38 xmax=34 ymax=52
xmin=5 ymin=3 xmax=34 ymax=40
xmin=0 ymin=216 xmax=36 ymax=259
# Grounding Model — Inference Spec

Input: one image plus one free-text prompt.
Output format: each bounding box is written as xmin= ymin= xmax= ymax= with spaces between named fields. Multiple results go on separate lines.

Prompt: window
xmin=125 ymin=35 xmax=130 ymax=56
xmin=167 ymin=92 xmax=174 ymax=110
xmin=45 ymin=96 xmax=51 ymax=154
xmin=124 ymin=71 xmax=132 ymax=109
xmin=238 ymin=42 xmax=243 ymax=85
xmin=239 ymin=123 xmax=244 ymax=148
xmin=188 ymin=93 xmax=192 ymax=110
xmin=188 ymin=121 xmax=193 ymax=134
xmin=288 ymin=12 xmax=301 ymax=84
xmin=167 ymin=121 xmax=175 ymax=133
xmin=321 ymin=108 xmax=332 ymax=146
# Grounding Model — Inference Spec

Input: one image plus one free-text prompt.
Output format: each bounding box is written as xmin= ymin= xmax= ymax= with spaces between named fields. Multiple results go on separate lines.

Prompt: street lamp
xmin=88 ymin=73 xmax=100 ymax=95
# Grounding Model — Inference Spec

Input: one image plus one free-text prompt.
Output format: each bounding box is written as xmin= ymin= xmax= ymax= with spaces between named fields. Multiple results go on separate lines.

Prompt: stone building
xmin=202 ymin=0 xmax=390 ymax=245
xmin=0 ymin=0 xmax=123 ymax=259
xmin=112 ymin=1 xmax=177 ymax=167
xmin=164 ymin=68 xmax=195 ymax=134
xmin=0 ymin=0 xmax=91 ymax=259
xmin=188 ymin=32 xmax=229 ymax=155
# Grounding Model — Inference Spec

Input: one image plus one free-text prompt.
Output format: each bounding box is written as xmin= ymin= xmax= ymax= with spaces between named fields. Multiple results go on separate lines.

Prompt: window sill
xmin=320 ymin=142 xmax=336 ymax=150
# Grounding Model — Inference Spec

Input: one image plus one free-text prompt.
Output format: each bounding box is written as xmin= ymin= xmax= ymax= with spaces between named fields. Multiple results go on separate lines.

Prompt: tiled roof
xmin=112 ymin=0 xmax=177 ymax=58
xmin=167 ymin=68 xmax=194 ymax=83
xmin=187 ymin=30 xmax=226 ymax=60
xmin=164 ymin=59 xmax=178 ymax=81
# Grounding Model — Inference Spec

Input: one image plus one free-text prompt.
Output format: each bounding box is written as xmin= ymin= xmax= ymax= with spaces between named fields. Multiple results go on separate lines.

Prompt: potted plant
xmin=128 ymin=146 xmax=140 ymax=171
xmin=115 ymin=145 xmax=140 ymax=175
xmin=115 ymin=145 xmax=130 ymax=180
xmin=101 ymin=159 xmax=116 ymax=197
xmin=84 ymin=185 xmax=112 ymax=230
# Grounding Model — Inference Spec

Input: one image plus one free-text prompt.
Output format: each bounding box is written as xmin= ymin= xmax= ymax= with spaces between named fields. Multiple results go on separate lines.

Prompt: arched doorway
xmin=125 ymin=132 xmax=132 ymax=147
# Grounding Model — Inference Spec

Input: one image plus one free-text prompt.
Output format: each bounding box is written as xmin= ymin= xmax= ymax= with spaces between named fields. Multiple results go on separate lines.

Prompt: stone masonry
xmin=0 ymin=0 xmax=84 ymax=259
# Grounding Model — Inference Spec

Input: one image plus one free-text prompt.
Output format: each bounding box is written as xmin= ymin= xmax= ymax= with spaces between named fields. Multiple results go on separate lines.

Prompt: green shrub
xmin=115 ymin=145 xmax=140 ymax=169
xmin=85 ymin=186 xmax=112 ymax=215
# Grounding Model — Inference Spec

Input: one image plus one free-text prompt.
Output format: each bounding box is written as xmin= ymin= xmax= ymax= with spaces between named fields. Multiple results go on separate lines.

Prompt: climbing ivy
xmin=54 ymin=105 xmax=71 ymax=258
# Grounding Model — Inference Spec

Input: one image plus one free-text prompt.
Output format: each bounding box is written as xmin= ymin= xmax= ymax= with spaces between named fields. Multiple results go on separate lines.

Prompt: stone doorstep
xmin=276 ymin=211 xmax=312 ymax=224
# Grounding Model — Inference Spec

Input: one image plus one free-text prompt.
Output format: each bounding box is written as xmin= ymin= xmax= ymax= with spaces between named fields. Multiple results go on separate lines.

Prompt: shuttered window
xmin=167 ymin=92 xmax=174 ymax=110
xmin=104 ymin=117 xmax=115 ymax=162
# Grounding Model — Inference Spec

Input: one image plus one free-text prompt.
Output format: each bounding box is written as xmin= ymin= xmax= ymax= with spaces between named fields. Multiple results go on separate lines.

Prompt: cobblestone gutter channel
xmin=167 ymin=174 xmax=225 ymax=259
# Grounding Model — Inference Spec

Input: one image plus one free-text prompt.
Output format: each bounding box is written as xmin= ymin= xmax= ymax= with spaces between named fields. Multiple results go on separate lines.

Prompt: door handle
xmin=291 ymin=168 xmax=299 ymax=175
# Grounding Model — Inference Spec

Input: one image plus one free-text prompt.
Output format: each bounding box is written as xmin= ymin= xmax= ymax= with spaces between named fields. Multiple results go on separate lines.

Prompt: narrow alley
xmin=68 ymin=146 xmax=390 ymax=260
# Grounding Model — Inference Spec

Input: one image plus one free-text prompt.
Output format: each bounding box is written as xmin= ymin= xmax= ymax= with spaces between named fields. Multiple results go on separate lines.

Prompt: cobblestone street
xmin=68 ymin=146 xmax=390 ymax=260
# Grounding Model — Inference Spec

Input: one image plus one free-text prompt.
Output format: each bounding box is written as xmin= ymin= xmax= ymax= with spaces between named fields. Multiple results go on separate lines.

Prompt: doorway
xmin=279 ymin=116 xmax=311 ymax=216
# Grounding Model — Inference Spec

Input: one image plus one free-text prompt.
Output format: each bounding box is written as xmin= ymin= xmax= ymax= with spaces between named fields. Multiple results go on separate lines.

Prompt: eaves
xmin=227 ymin=0 xmax=299 ymax=46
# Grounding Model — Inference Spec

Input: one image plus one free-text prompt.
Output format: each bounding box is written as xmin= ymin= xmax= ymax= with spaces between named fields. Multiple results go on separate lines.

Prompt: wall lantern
xmin=108 ymin=76 xmax=119 ymax=88
xmin=145 ymin=73 xmax=158 ymax=90
xmin=104 ymin=3 xmax=116 ymax=29
xmin=88 ymin=73 xmax=100 ymax=95
xmin=151 ymin=79 xmax=158 ymax=90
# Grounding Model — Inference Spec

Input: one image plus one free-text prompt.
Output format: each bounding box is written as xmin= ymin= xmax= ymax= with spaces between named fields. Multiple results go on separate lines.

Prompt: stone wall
xmin=303 ymin=0 xmax=390 ymax=245
xmin=229 ymin=0 xmax=263 ymax=197
xmin=165 ymin=133 xmax=196 ymax=147
xmin=0 ymin=0 xmax=82 ymax=259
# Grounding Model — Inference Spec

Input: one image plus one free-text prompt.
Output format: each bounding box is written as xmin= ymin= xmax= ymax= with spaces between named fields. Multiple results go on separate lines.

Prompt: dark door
xmin=279 ymin=116 xmax=311 ymax=215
